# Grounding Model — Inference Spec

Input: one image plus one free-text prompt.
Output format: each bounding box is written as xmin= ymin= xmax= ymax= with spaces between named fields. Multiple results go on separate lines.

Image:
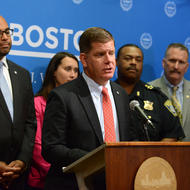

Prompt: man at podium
xmin=42 ymin=27 xmax=132 ymax=190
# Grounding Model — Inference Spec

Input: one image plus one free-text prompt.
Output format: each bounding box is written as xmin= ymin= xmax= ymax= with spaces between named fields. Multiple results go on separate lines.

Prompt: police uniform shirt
xmin=128 ymin=80 xmax=185 ymax=141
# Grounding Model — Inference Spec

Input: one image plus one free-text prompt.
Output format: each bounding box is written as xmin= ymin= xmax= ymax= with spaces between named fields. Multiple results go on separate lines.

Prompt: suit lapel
xmin=0 ymin=60 xmax=15 ymax=122
xmin=111 ymin=82 xmax=126 ymax=141
xmin=160 ymin=77 xmax=190 ymax=127
xmin=77 ymin=76 xmax=103 ymax=144
xmin=160 ymin=76 xmax=170 ymax=97
xmin=7 ymin=60 xmax=20 ymax=123
xmin=0 ymin=88 xmax=12 ymax=121
xmin=182 ymin=80 xmax=190 ymax=127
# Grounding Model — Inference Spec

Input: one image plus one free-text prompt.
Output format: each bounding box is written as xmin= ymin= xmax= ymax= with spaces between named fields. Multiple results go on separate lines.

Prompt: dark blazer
xmin=42 ymin=75 xmax=131 ymax=190
xmin=0 ymin=59 xmax=36 ymax=190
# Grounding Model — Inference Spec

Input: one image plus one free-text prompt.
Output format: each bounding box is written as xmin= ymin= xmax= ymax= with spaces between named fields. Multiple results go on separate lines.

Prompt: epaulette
xmin=145 ymin=83 xmax=170 ymax=100
xmin=144 ymin=84 xmax=154 ymax=90
xmin=145 ymin=84 xmax=163 ymax=93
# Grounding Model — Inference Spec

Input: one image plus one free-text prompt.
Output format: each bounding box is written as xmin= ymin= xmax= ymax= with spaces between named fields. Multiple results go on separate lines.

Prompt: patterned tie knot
xmin=172 ymin=86 xmax=179 ymax=96
xmin=102 ymin=87 xmax=109 ymax=100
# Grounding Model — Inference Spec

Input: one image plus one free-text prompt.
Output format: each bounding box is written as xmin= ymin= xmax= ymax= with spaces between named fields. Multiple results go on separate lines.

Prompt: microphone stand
xmin=143 ymin=122 xmax=150 ymax=141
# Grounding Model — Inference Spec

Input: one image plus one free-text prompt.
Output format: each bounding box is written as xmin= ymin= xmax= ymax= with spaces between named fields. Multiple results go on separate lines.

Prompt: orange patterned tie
xmin=102 ymin=87 xmax=116 ymax=143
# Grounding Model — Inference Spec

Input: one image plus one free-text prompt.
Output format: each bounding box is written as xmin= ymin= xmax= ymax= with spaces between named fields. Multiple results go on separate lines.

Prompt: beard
xmin=0 ymin=51 xmax=9 ymax=57
xmin=118 ymin=72 xmax=141 ymax=85
xmin=0 ymin=43 xmax=12 ymax=58
xmin=118 ymin=67 xmax=141 ymax=85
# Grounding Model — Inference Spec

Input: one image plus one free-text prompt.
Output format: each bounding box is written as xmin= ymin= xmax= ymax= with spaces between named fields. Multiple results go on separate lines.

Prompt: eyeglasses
xmin=0 ymin=28 xmax=14 ymax=38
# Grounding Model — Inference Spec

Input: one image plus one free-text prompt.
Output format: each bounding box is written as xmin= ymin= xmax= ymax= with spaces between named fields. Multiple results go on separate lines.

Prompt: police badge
xmin=144 ymin=100 xmax=153 ymax=111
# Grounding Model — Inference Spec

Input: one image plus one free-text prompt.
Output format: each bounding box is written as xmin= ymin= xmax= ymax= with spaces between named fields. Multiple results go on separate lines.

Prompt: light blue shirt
xmin=163 ymin=75 xmax=183 ymax=110
xmin=0 ymin=56 xmax=13 ymax=100
xmin=82 ymin=72 xmax=120 ymax=141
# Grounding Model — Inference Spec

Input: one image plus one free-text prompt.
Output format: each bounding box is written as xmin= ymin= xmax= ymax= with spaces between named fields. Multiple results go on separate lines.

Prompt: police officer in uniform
xmin=116 ymin=44 xmax=185 ymax=141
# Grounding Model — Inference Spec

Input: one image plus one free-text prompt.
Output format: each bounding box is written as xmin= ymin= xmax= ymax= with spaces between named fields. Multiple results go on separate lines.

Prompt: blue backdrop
xmin=2 ymin=0 xmax=190 ymax=94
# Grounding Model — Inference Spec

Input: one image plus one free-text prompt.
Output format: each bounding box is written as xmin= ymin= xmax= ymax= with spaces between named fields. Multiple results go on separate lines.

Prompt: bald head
xmin=0 ymin=16 xmax=12 ymax=59
xmin=0 ymin=16 xmax=8 ymax=28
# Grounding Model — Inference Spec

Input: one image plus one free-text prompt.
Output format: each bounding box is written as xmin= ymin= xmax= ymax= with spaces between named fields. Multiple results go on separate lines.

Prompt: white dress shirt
xmin=82 ymin=72 xmax=120 ymax=141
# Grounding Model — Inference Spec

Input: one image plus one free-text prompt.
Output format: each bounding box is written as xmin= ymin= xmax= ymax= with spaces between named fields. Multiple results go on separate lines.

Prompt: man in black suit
xmin=42 ymin=27 xmax=132 ymax=190
xmin=0 ymin=16 xmax=36 ymax=189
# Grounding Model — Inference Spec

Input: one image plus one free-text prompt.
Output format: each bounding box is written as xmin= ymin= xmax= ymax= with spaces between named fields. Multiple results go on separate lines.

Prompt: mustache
xmin=126 ymin=66 xmax=138 ymax=72
xmin=170 ymin=69 xmax=180 ymax=74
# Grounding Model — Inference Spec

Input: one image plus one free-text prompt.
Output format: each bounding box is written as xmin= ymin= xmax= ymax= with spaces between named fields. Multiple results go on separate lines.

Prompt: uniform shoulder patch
xmin=164 ymin=99 xmax=177 ymax=117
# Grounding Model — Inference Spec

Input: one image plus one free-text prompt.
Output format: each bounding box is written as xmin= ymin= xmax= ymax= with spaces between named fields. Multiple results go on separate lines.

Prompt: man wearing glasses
xmin=150 ymin=43 xmax=190 ymax=141
xmin=0 ymin=16 xmax=36 ymax=190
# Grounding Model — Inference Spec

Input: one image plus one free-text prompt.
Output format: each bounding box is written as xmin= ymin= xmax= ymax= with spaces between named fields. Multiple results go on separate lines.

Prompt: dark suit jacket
xmin=0 ymin=59 xmax=36 ymax=190
xmin=42 ymin=75 xmax=132 ymax=190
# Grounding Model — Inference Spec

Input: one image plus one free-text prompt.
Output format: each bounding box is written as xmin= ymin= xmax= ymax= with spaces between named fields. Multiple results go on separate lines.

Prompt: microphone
xmin=129 ymin=100 xmax=155 ymax=129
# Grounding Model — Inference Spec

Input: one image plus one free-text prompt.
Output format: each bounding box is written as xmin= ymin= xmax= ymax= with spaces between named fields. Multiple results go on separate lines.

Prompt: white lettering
xmin=74 ymin=30 xmax=83 ymax=51
xmin=60 ymin=28 xmax=73 ymax=50
xmin=40 ymin=72 xmax=44 ymax=82
xmin=10 ymin=23 xmax=81 ymax=55
xmin=31 ymin=72 xmax=34 ymax=83
xmin=26 ymin=25 xmax=44 ymax=47
xmin=10 ymin=23 xmax=24 ymax=46
xmin=45 ymin=27 xmax=58 ymax=49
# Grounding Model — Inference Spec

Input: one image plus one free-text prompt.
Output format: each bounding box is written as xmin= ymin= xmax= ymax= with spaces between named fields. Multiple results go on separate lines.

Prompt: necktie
xmin=102 ymin=87 xmax=116 ymax=143
xmin=0 ymin=62 xmax=13 ymax=120
xmin=171 ymin=86 xmax=182 ymax=124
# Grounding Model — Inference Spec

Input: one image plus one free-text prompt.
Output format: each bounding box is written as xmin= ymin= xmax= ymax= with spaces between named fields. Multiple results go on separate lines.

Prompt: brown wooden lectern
xmin=63 ymin=142 xmax=190 ymax=190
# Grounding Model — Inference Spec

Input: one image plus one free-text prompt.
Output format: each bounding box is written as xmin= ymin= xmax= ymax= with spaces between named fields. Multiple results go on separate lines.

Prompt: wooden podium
xmin=63 ymin=142 xmax=190 ymax=190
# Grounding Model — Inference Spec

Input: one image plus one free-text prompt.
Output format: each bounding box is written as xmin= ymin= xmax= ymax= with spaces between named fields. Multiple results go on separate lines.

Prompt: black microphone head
xmin=129 ymin=100 xmax=140 ymax=111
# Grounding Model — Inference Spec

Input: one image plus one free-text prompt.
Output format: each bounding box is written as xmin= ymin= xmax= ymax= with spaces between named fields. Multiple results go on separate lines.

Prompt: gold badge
xmin=144 ymin=100 xmax=153 ymax=110
xmin=145 ymin=84 xmax=154 ymax=89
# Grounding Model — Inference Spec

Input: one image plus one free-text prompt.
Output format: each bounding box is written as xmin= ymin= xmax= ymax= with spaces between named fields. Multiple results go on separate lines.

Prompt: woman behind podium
xmin=26 ymin=52 xmax=79 ymax=190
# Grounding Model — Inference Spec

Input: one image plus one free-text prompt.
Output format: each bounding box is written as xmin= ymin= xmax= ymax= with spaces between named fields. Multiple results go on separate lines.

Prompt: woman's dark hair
xmin=36 ymin=52 xmax=79 ymax=99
